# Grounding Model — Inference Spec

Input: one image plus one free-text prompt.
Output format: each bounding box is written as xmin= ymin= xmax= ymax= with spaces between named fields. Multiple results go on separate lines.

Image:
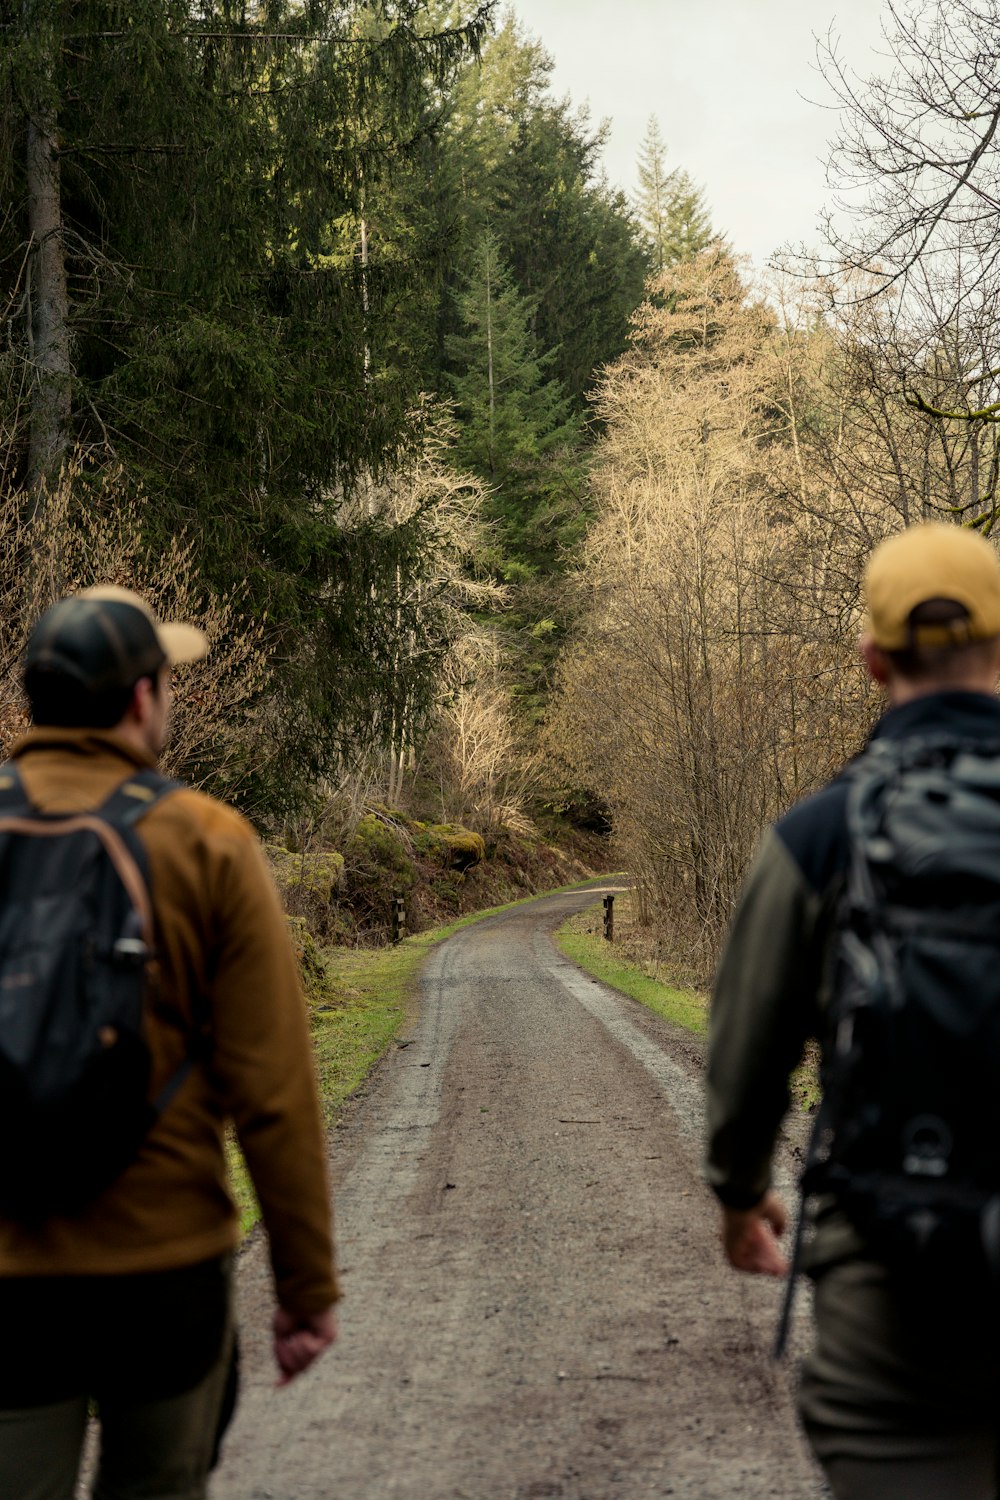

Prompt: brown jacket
xmin=0 ymin=729 xmax=338 ymax=1316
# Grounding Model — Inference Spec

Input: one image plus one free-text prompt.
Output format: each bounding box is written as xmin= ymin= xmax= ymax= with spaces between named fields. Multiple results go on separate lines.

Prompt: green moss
xmin=410 ymin=820 xmax=485 ymax=872
xmin=266 ymin=845 xmax=345 ymax=902
xmin=431 ymin=824 xmax=485 ymax=870
xmin=266 ymin=845 xmax=346 ymax=945
xmin=285 ymin=916 xmax=328 ymax=1004
xmin=346 ymin=814 xmax=417 ymax=890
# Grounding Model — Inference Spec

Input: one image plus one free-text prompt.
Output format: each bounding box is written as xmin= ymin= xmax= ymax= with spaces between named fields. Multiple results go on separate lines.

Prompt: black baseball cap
xmin=22 ymin=586 xmax=209 ymax=695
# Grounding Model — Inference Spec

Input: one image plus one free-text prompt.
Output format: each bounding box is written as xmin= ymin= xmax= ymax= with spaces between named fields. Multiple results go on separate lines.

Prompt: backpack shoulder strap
xmin=89 ymin=771 xmax=183 ymax=933
xmin=96 ymin=768 xmax=182 ymax=831
xmin=0 ymin=762 xmax=33 ymax=817
xmin=0 ymin=763 xmax=180 ymax=828
xmin=95 ymin=768 xmax=202 ymax=1105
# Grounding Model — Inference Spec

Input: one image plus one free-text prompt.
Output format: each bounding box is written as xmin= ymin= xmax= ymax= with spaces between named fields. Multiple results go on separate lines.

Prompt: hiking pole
xmin=774 ymin=1099 xmax=828 ymax=1361
xmin=772 ymin=1194 xmax=809 ymax=1361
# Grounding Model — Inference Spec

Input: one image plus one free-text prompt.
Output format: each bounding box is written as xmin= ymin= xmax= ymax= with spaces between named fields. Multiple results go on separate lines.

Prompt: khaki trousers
xmin=0 ymin=1317 xmax=234 ymax=1500
xmin=799 ymin=1257 xmax=998 ymax=1499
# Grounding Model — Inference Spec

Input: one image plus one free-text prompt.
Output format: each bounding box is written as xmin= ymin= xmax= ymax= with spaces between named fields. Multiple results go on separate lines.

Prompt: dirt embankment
xmin=271 ymin=812 xmax=604 ymax=953
xmin=215 ymin=886 xmax=825 ymax=1500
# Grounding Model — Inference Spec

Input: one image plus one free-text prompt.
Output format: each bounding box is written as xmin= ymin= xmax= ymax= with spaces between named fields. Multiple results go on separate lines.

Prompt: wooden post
xmin=603 ymin=893 xmax=615 ymax=942
xmin=392 ymin=894 xmax=406 ymax=944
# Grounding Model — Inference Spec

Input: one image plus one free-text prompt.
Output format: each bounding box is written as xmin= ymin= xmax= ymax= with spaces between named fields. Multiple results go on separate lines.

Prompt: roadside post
xmin=392 ymin=895 xmax=406 ymax=945
xmin=603 ymin=893 xmax=615 ymax=942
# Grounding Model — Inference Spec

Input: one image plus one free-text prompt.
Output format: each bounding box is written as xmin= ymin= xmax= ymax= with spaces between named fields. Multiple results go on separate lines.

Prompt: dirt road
xmin=214 ymin=885 xmax=826 ymax=1500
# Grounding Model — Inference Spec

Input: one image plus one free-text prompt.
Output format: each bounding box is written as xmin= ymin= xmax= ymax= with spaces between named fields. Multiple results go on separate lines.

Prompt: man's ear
xmin=859 ymin=632 xmax=890 ymax=686
xmin=126 ymin=676 xmax=155 ymax=724
xmin=988 ymin=635 xmax=1000 ymax=687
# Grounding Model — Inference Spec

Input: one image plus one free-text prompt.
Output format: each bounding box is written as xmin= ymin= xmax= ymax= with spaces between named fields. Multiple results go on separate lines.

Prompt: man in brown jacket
xmin=0 ymin=586 xmax=338 ymax=1500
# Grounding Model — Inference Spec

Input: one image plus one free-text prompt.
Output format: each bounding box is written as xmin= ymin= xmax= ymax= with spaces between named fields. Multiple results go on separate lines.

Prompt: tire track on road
xmin=215 ymin=886 xmax=824 ymax=1500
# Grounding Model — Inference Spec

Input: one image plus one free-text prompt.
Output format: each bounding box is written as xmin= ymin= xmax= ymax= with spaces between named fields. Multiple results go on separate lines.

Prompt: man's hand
xmin=721 ymin=1190 xmax=789 ymax=1276
xmin=273 ymin=1305 xmax=338 ymax=1387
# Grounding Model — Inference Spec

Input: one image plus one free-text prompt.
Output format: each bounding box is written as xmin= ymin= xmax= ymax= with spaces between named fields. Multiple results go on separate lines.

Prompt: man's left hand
xmin=273 ymin=1305 xmax=338 ymax=1386
xmin=721 ymin=1190 xmax=789 ymax=1276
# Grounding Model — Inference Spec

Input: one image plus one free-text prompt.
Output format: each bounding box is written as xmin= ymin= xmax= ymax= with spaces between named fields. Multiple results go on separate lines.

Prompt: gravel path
xmin=213 ymin=885 xmax=826 ymax=1500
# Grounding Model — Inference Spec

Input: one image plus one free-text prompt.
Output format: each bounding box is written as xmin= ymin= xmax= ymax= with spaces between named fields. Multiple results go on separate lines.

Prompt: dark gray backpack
xmin=776 ymin=732 xmax=1000 ymax=1357
xmin=807 ymin=732 xmax=1000 ymax=1265
xmin=0 ymin=764 xmax=189 ymax=1219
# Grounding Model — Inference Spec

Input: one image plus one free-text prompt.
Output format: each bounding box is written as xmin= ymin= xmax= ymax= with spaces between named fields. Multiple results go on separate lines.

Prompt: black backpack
xmin=805 ymin=732 xmax=1000 ymax=1268
xmin=0 ymin=763 xmax=191 ymax=1220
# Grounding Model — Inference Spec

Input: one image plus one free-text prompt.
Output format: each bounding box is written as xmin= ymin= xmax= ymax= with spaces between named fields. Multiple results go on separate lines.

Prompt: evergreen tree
xmin=446 ymin=229 xmax=582 ymax=579
xmin=635 ymin=115 xmax=714 ymax=271
xmin=446 ymin=231 xmax=574 ymax=477
xmin=443 ymin=17 xmax=649 ymax=405
xmin=0 ymin=0 xmax=493 ymax=797
xmin=492 ymin=102 xmax=648 ymax=403
xmin=661 ymin=167 xmax=715 ymax=266
xmin=437 ymin=22 xmax=650 ymax=718
xmin=636 ymin=116 xmax=672 ymax=275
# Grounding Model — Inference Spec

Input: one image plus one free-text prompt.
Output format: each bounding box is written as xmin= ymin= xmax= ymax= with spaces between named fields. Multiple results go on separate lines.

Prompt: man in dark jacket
xmin=0 ymin=587 xmax=338 ymax=1500
xmin=706 ymin=523 xmax=1000 ymax=1499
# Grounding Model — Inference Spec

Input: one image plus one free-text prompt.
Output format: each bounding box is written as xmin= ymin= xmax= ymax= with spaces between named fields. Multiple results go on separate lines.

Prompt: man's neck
xmin=887 ymin=677 xmax=1000 ymax=708
xmin=109 ymin=718 xmax=159 ymax=761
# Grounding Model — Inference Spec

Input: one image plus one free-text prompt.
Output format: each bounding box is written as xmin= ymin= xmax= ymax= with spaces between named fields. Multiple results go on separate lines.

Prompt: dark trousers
xmin=800 ymin=1257 xmax=998 ymax=1499
xmin=0 ymin=1257 xmax=235 ymax=1500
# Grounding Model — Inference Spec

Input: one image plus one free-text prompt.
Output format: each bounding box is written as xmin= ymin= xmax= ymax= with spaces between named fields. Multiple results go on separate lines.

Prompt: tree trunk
xmin=485 ymin=247 xmax=495 ymax=470
xmin=26 ymin=100 xmax=71 ymax=512
xmin=359 ymin=188 xmax=371 ymax=380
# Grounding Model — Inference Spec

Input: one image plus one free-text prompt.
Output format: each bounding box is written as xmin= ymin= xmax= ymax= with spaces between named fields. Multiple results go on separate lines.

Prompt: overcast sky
xmin=511 ymin=0 xmax=890 ymax=270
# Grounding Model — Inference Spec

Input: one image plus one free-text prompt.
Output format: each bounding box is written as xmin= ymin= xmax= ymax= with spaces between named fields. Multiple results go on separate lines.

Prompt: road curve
xmin=214 ymin=884 xmax=825 ymax=1500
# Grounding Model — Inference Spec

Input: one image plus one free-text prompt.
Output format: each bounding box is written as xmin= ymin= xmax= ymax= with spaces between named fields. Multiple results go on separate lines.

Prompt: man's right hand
xmin=273 ymin=1305 xmax=338 ymax=1387
xmin=720 ymin=1190 xmax=789 ymax=1276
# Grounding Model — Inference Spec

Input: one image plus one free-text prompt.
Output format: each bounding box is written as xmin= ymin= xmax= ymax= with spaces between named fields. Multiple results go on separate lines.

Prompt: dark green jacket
xmin=705 ymin=690 xmax=1000 ymax=1263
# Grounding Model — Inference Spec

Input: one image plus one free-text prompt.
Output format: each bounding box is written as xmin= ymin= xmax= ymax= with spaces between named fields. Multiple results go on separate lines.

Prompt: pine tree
xmin=636 ymin=116 xmax=672 ymax=275
xmin=446 ymin=231 xmax=575 ymax=479
xmin=491 ymin=102 xmax=648 ymax=403
xmin=661 ymin=167 xmax=715 ymax=266
xmin=443 ymin=17 xmax=648 ymax=405
xmin=635 ymin=116 xmax=714 ymax=271
xmin=445 ymin=229 xmax=584 ymax=583
xmin=0 ymin=0 xmax=493 ymax=795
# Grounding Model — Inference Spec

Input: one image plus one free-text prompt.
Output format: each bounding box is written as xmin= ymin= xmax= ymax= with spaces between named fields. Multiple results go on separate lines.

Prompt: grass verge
xmin=556 ymin=924 xmax=708 ymax=1034
xmin=229 ymin=877 xmax=614 ymax=1233
xmin=555 ymin=901 xmax=820 ymax=1112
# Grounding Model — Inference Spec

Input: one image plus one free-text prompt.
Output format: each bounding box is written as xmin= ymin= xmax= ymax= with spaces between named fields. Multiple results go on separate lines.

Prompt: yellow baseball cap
xmin=864 ymin=523 xmax=1000 ymax=650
